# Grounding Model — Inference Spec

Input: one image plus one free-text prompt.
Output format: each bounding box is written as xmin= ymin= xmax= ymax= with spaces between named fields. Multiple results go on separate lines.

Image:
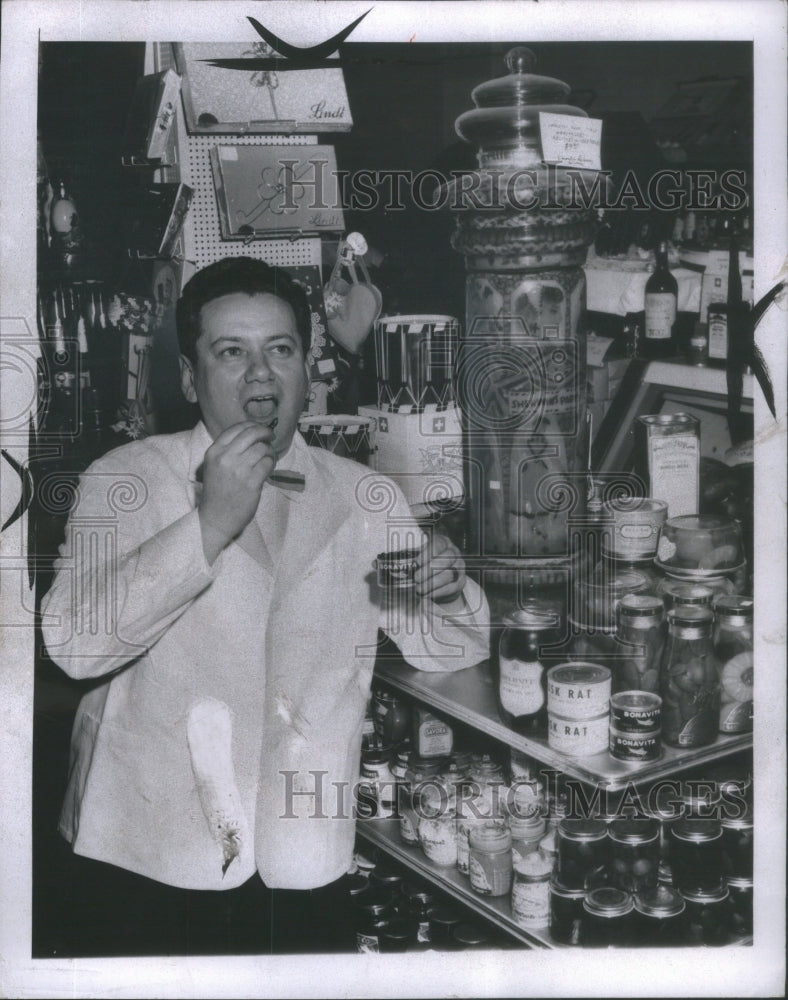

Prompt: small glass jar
xmin=511 ymin=850 xmax=553 ymax=928
xmin=418 ymin=807 xmax=458 ymax=867
xmin=357 ymin=747 xmax=397 ymax=818
xmin=401 ymin=883 xmax=436 ymax=946
xmin=549 ymin=877 xmax=585 ymax=945
xmin=469 ymin=823 xmax=513 ymax=897
xmin=660 ymin=606 xmax=721 ymax=748
xmin=452 ymin=921 xmax=492 ymax=950
xmin=612 ymin=593 xmax=666 ymax=694
xmin=607 ymin=818 xmax=661 ymax=894
xmin=378 ymin=917 xmax=416 ymax=953
xmin=670 ymin=817 xmax=724 ymax=894
xmin=369 ymin=866 xmax=406 ymax=904
xmin=509 ymin=813 xmax=548 ymax=866
xmin=497 ymin=601 xmax=560 ymax=734
xmin=632 ymin=885 xmax=687 ymax=946
xmin=721 ymin=809 xmax=754 ymax=880
xmin=354 ymin=888 xmax=397 ymax=953
xmin=659 ymin=580 xmax=716 ymax=612
xmin=557 ymin=818 xmax=610 ymax=891
xmin=582 ymin=887 xmax=635 ymax=947
xmin=427 ymin=904 xmax=463 ymax=950
xmin=681 ymin=884 xmax=731 ymax=946
xmin=714 ymin=595 xmax=754 ymax=734
xmin=398 ymin=756 xmax=443 ymax=845
xmin=726 ymin=877 xmax=753 ymax=937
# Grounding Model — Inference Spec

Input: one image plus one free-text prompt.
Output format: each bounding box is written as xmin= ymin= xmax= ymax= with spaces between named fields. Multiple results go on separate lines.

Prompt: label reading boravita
xmin=499 ymin=656 xmax=545 ymax=716
xmin=648 ymin=433 xmax=699 ymax=518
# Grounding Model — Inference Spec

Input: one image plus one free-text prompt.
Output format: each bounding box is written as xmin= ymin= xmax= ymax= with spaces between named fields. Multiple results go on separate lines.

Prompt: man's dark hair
xmin=176 ymin=256 xmax=312 ymax=363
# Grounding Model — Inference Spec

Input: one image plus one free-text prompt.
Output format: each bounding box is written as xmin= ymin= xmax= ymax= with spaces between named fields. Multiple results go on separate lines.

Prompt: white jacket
xmin=41 ymin=423 xmax=490 ymax=889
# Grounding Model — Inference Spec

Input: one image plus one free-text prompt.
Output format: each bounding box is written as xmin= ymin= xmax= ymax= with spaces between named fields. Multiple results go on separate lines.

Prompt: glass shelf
xmin=374 ymin=658 xmax=752 ymax=791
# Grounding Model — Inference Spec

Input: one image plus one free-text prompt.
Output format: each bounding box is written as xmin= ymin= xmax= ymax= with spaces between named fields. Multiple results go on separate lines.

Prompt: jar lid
xmin=427 ymin=905 xmax=463 ymax=928
xmin=714 ymin=594 xmax=754 ymax=622
xmin=583 ymin=887 xmax=634 ymax=917
xmin=547 ymin=663 xmax=612 ymax=688
xmin=369 ymin=868 xmax=405 ymax=889
xmin=345 ymin=873 xmax=369 ymax=897
xmin=509 ymin=813 xmax=547 ymax=836
xmin=610 ymin=690 xmax=662 ymax=714
xmin=634 ymin=885 xmax=686 ymax=918
xmin=469 ymin=823 xmax=513 ymax=852
xmin=608 ymin=817 xmax=661 ymax=845
xmin=513 ymin=851 xmax=553 ymax=878
xmin=661 ymin=581 xmax=715 ymax=605
xmin=356 ymin=891 xmax=395 ymax=918
xmin=667 ymin=605 xmax=714 ymax=628
xmin=452 ymin=921 xmax=491 ymax=947
xmin=726 ymin=877 xmax=754 ymax=890
xmin=502 ymin=601 xmax=560 ymax=631
xmin=558 ymin=818 xmax=608 ymax=842
xmin=618 ymin=594 xmax=665 ymax=620
xmin=361 ymin=748 xmax=393 ymax=766
xmin=721 ymin=809 xmax=754 ymax=830
xmin=549 ymin=875 xmax=585 ymax=899
xmin=402 ymin=882 xmax=435 ymax=905
xmin=671 ymin=817 xmax=723 ymax=842
xmin=379 ymin=918 xmax=413 ymax=943
xmin=680 ymin=884 xmax=729 ymax=904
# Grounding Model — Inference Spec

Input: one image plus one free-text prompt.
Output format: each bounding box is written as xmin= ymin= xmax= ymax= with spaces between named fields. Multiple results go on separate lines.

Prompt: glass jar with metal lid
xmin=511 ymin=850 xmax=553 ymax=927
xmin=607 ymin=817 xmax=661 ymax=894
xmin=401 ymin=883 xmax=436 ymax=946
xmin=427 ymin=904 xmax=463 ymax=949
xmin=721 ymin=807 xmax=753 ymax=880
xmin=556 ymin=818 xmax=610 ymax=890
xmin=681 ymin=884 xmax=731 ymax=945
xmin=497 ymin=601 xmax=561 ymax=734
xmin=660 ymin=606 xmax=721 ymax=748
xmin=659 ymin=580 xmax=716 ymax=612
xmin=656 ymin=572 xmax=735 ymax=605
xmin=631 ymin=885 xmax=687 ymax=946
xmin=452 ymin=921 xmax=492 ymax=950
xmin=613 ymin=593 xmax=666 ymax=694
xmin=378 ymin=918 xmax=416 ymax=953
xmin=670 ymin=817 xmax=724 ymax=894
xmin=418 ymin=804 xmax=459 ymax=868
xmin=469 ymin=823 xmax=513 ymax=897
xmin=582 ymin=887 xmax=635 ymax=947
xmin=714 ymin=595 xmax=754 ymax=734
xmin=726 ymin=877 xmax=753 ymax=937
xmin=354 ymin=887 xmax=397 ymax=953
xmin=549 ymin=876 xmax=585 ymax=944
xmin=357 ymin=747 xmax=397 ymax=818
xmin=398 ymin=756 xmax=443 ymax=846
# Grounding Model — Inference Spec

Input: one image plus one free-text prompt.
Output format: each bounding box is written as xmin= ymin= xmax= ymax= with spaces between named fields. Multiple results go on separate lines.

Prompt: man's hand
xmin=413 ymin=532 xmax=467 ymax=605
xmin=198 ymin=421 xmax=276 ymax=564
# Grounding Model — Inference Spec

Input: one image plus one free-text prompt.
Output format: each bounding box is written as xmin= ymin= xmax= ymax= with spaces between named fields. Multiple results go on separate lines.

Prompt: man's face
xmin=180 ymin=292 xmax=310 ymax=453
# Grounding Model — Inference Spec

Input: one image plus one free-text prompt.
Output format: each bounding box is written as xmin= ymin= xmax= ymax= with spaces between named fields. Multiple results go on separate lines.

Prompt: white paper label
xmin=499 ymin=657 xmax=545 ymax=716
xmin=645 ymin=292 xmax=677 ymax=340
xmin=539 ymin=112 xmax=603 ymax=170
xmin=648 ymin=434 xmax=699 ymax=519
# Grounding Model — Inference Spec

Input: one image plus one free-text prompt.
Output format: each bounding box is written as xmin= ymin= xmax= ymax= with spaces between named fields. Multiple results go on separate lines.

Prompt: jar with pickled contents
xmin=556 ymin=818 xmax=610 ymax=890
xmin=632 ymin=885 xmax=687 ymax=946
xmin=726 ymin=877 xmax=753 ymax=937
xmin=660 ymin=606 xmax=721 ymax=748
xmin=714 ymin=595 xmax=754 ymax=734
xmin=681 ymin=884 xmax=731 ymax=946
xmin=509 ymin=812 xmax=548 ymax=866
xmin=497 ymin=602 xmax=560 ymax=734
xmin=582 ymin=887 xmax=635 ymax=947
xmin=721 ymin=808 xmax=753 ymax=880
xmin=613 ymin=593 xmax=666 ymax=694
xmin=398 ymin=756 xmax=442 ymax=846
xmin=549 ymin=877 xmax=585 ymax=945
xmin=469 ymin=823 xmax=513 ymax=897
xmin=670 ymin=817 xmax=724 ymax=894
xmin=571 ymin=566 xmax=651 ymax=634
xmin=607 ymin=818 xmax=661 ymax=894
xmin=511 ymin=849 xmax=553 ymax=927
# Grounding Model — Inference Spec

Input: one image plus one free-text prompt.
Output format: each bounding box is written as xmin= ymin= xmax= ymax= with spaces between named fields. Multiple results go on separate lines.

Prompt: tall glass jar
xmin=613 ymin=593 xmax=666 ymax=694
xmin=398 ymin=757 xmax=443 ymax=846
xmin=660 ymin=606 xmax=721 ymax=748
xmin=714 ymin=595 xmax=754 ymax=734
xmin=607 ymin=818 xmax=661 ymax=894
xmin=669 ymin=818 xmax=724 ymax=894
xmin=511 ymin=850 xmax=553 ymax=928
xmin=497 ymin=601 xmax=561 ymax=733
xmin=549 ymin=877 xmax=584 ymax=945
xmin=556 ymin=818 xmax=610 ymax=890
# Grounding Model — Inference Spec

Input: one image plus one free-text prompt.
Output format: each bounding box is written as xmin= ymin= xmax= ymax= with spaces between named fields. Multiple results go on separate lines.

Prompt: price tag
xmin=539 ymin=112 xmax=602 ymax=170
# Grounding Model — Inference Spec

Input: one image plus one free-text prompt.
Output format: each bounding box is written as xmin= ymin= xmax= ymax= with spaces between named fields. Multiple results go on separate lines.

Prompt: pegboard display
xmin=150 ymin=43 xmax=325 ymax=273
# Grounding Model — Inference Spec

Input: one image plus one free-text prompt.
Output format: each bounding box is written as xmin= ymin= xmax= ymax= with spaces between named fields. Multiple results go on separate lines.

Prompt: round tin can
xmin=548 ymin=710 xmax=608 ymax=756
xmin=609 ymin=690 xmax=662 ymax=733
xmin=547 ymin=662 xmax=611 ymax=720
xmin=609 ymin=726 xmax=662 ymax=763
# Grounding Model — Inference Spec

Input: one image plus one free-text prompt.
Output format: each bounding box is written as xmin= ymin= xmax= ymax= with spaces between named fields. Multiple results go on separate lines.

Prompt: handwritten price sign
xmin=539 ymin=112 xmax=603 ymax=170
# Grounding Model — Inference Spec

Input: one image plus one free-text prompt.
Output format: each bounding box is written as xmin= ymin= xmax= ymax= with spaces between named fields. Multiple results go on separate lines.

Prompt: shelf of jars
xmin=373 ymin=657 xmax=752 ymax=792
xmin=357 ymin=816 xmax=555 ymax=949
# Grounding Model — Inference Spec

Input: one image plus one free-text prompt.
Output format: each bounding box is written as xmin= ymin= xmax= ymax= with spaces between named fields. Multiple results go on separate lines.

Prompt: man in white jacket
xmin=41 ymin=256 xmax=490 ymax=955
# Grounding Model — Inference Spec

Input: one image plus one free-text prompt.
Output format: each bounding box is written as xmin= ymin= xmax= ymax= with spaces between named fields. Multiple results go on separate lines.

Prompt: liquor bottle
xmin=708 ymin=220 xmax=742 ymax=365
xmin=642 ymin=241 xmax=678 ymax=359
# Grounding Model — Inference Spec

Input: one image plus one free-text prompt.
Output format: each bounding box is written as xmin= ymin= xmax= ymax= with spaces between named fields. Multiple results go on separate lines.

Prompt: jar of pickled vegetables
xmin=714 ymin=595 xmax=754 ymax=734
xmin=556 ymin=818 xmax=610 ymax=890
xmin=607 ymin=818 xmax=661 ymax=894
xmin=613 ymin=594 xmax=666 ymax=694
xmin=669 ymin=817 xmax=724 ymax=894
xmin=660 ymin=606 xmax=721 ymax=748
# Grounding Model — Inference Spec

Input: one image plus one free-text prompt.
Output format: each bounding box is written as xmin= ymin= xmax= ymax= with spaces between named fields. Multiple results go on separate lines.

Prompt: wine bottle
xmin=642 ymin=240 xmax=678 ymax=359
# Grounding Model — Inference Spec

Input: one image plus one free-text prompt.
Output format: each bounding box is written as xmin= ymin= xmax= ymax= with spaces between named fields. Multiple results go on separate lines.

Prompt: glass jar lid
xmin=667 ymin=605 xmax=714 ymax=629
xmin=455 ymin=47 xmax=588 ymax=168
xmin=549 ymin=875 xmax=585 ymax=899
xmin=671 ymin=817 xmax=723 ymax=843
xmin=452 ymin=921 xmax=491 ymax=947
xmin=583 ymin=887 xmax=634 ymax=917
xmin=618 ymin=593 xmax=665 ymax=619
xmin=402 ymin=882 xmax=435 ymax=905
xmin=633 ymin=885 xmax=686 ymax=918
xmin=427 ymin=905 xmax=463 ymax=928
xmin=721 ymin=808 xmax=754 ymax=830
xmin=661 ymin=581 xmax=716 ymax=607
xmin=502 ymin=601 xmax=560 ymax=631
xmin=714 ymin=595 xmax=754 ymax=624
xmin=558 ymin=818 xmax=608 ymax=842
xmin=680 ymin=884 xmax=729 ymax=904
xmin=726 ymin=877 xmax=754 ymax=890
xmin=608 ymin=818 xmax=661 ymax=845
